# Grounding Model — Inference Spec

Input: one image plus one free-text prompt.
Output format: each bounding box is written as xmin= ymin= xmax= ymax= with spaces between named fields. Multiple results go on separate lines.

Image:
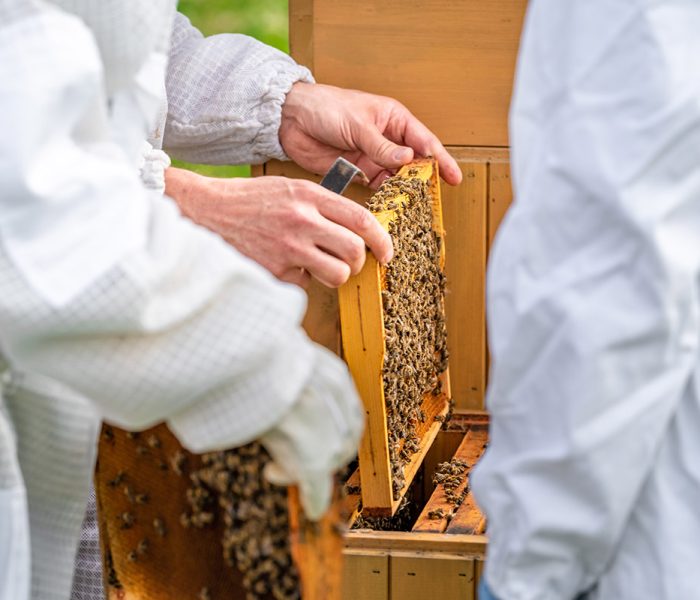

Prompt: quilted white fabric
xmin=70 ymin=491 xmax=103 ymax=600
xmin=47 ymin=0 xmax=175 ymax=97
xmin=3 ymin=374 xmax=100 ymax=600
xmin=0 ymin=3 xmax=343 ymax=600
xmin=161 ymin=12 xmax=314 ymax=165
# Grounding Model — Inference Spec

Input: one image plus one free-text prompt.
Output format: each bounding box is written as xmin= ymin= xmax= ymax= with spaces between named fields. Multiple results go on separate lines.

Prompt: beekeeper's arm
xmin=0 ymin=4 xmax=359 ymax=520
xmin=472 ymin=2 xmax=700 ymax=599
xmin=159 ymin=14 xmax=463 ymax=287
xmin=163 ymin=13 xmax=462 ymax=184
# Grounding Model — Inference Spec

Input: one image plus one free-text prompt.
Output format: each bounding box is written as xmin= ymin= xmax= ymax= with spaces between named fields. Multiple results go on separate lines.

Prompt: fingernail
xmin=381 ymin=244 xmax=394 ymax=265
xmin=393 ymin=148 xmax=410 ymax=163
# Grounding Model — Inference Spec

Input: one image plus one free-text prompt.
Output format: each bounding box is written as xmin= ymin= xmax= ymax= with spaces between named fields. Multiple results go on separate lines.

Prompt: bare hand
xmin=166 ymin=168 xmax=393 ymax=288
xmin=279 ymin=82 xmax=462 ymax=188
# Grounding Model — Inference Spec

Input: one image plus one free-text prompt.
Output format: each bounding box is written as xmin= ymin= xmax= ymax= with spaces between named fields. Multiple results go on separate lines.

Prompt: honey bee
xmin=108 ymin=471 xmax=125 ymax=488
xmin=170 ymin=450 xmax=186 ymax=476
xmin=119 ymin=512 xmax=134 ymax=529
xmin=198 ymin=588 xmax=212 ymax=600
xmin=123 ymin=486 xmax=135 ymax=504
xmin=153 ymin=517 xmax=166 ymax=537
xmin=102 ymin=427 xmax=114 ymax=444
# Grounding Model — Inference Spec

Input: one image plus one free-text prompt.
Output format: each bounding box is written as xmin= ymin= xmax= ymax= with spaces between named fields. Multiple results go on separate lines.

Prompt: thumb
xmin=358 ymin=126 xmax=414 ymax=169
xmin=299 ymin=472 xmax=333 ymax=521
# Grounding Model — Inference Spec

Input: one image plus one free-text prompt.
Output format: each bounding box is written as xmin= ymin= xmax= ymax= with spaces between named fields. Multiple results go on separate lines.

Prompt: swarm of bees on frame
xmin=104 ymin=427 xmax=300 ymax=600
xmin=182 ymin=442 xmax=300 ymax=600
xmin=428 ymin=458 xmax=470 ymax=521
xmin=352 ymin=495 xmax=416 ymax=532
xmin=366 ymin=168 xmax=449 ymax=499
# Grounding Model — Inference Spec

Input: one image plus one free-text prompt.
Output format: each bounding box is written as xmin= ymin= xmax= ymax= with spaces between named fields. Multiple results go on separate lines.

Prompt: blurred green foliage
xmin=173 ymin=0 xmax=289 ymax=178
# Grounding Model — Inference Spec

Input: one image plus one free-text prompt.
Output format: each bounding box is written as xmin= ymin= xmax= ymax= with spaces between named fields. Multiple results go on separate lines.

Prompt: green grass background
xmin=174 ymin=0 xmax=290 ymax=178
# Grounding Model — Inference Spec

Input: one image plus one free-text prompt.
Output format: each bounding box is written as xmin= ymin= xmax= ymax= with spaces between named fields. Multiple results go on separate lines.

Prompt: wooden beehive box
xmin=339 ymin=412 xmax=489 ymax=600
xmin=338 ymin=159 xmax=450 ymax=516
xmin=95 ymin=1 xmax=524 ymax=598
xmin=280 ymin=1 xmax=525 ymax=598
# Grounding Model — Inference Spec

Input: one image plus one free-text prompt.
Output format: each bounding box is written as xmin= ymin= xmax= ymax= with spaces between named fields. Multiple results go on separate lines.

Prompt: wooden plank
xmin=289 ymin=0 xmax=315 ymax=70
xmin=421 ymin=430 xmax=464 ymax=503
xmin=342 ymin=550 xmax=389 ymax=600
xmin=474 ymin=559 xmax=485 ymax=599
xmin=488 ymin=160 xmax=512 ymax=248
xmin=288 ymin=486 xmax=345 ymax=600
xmin=442 ymin=162 xmax=488 ymax=410
xmin=447 ymin=410 xmax=490 ymax=431
xmin=311 ymin=1 xmax=527 ymax=147
xmin=413 ymin=429 xmax=488 ymax=534
xmin=390 ymin=552 xmax=474 ymax=600
xmin=345 ymin=531 xmax=487 ymax=556
xmin=339 ymin=250 xmax=394 ymax=510
xmin=338 ymin=160 xmax=450 ymax=516
xmin=343 ymin=470 xmax=362 ymax=525
xmin=445 ymin=492 xmax=486 ymax=536
xmin=445 ymin=432 xmax=489 ymax=536
xmin=448 ymin=147 xmax=510 ymax=163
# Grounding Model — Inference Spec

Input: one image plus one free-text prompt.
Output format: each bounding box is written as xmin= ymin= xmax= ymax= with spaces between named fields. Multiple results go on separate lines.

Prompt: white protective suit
xmin=0 ymin=3 xmax=361 ymax=600
xmin=472 ymin=1 xmax=700 ymax=599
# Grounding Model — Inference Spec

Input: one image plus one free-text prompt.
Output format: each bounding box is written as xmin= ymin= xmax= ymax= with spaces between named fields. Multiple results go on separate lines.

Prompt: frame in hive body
xmin=338 ymin=159 xmax=451 ymax=516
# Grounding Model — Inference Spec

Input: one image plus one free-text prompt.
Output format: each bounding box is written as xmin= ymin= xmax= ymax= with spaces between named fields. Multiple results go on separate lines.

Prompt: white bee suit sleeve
xmin=0 ymin=381 xmax=31 ymax=600
xmin=472 ymin=2 xmax=700 ymax=599
xmin=0 ymin=4 xmax=321 ymax=450
xmin=1 ymin=5 xmax=361 ymax=599
xmin=161 ymin=12 xmax=314 ymax=165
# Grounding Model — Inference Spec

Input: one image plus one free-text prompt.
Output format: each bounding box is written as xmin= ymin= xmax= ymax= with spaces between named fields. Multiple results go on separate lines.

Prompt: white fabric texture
xmin=261 ymin=345 xmax=364 ymax=520
xmin=0 ymin=3 xmax=357 ymax=600
xmin=160 ymin=12 xmax=314 ymax=165
xmin=70 ymin=491 xmax=103 ymax=600
xmin=0 ymin=362 xmax=31 ymax=600
xmin=47 ymin=0 xmax=173 ymax=98
xmin=472 ymin=2 xmax=700 ymax=600
xmin=138 ymin=141 xmax=171 ymax=194
xmin=3 ymin=373 xmax=100 ymax=600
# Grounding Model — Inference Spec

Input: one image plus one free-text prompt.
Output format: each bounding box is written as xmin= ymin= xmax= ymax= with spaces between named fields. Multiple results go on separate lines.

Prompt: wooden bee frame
xmin=338 ymin=159 xmax=451 ymax=516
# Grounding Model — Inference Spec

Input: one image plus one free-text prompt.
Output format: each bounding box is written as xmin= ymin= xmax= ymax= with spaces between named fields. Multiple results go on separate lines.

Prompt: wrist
xmin=164 ymin=167 xmax=213 ymax=222
xmin=281 ymin=82 xmax=315 ymax=123
xmin=279 ymin=82 xmax=317 ymax=154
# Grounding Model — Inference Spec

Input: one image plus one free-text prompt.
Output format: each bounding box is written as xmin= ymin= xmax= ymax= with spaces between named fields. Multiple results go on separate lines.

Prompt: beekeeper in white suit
xmin=0 ymin=2 xmax=460 ymax=600
xmin=474 ymin=1 xmax=700 ymax=599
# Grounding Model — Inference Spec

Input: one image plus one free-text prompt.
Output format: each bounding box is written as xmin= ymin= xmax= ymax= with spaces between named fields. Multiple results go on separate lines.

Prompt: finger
xmin=316 ymin=193 xmax=393 ymax=265
xmin=356 ymin=125 xmax=415 ymax=170
xmin=388 ymin=110 xmax=462 ymax=185
xmin=279 ymin=267 xmax=312 ymax=289
xmin=303 ymin=248 xmax=353 ymax=288
xmin=299 ymin=473 xmax=333 ymax=521
xmin=315 ymin=221 xmax=368 ymax=275
xmin=368 ymin=169 xmax=393 ymax=190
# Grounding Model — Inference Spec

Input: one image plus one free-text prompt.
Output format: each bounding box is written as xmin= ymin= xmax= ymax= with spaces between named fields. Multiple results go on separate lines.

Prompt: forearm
xmin=163 ymin=165 xmax=209 ymax=221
